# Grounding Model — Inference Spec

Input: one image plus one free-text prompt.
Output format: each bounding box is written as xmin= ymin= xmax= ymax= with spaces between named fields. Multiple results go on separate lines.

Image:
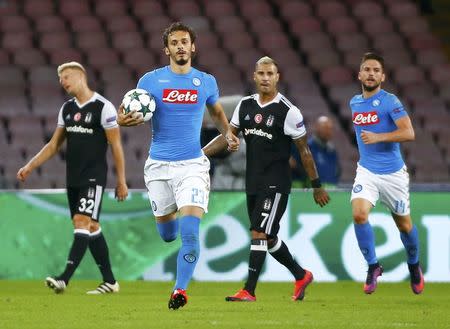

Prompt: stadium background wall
xmin=0 ymin=191 xmax=449 ymax=282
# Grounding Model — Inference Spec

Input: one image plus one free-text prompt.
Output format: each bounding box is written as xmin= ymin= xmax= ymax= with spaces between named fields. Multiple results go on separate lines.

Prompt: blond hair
xmin=57 ymin=61 xmax=86 ymax=77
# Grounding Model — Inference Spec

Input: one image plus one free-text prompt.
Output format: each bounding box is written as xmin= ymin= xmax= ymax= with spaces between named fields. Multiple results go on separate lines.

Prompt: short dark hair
xmin=360 ymin=52 xmax=385 ymax=71
xmin=163 ymin=22 xmax=196 ymax=47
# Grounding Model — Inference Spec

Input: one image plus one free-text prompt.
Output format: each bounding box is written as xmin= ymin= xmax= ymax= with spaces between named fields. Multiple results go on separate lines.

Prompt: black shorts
xmin=67 ymin=185 xmax=105 ymax=221
xmin=246 ymin=192 xmax=289 ymax=237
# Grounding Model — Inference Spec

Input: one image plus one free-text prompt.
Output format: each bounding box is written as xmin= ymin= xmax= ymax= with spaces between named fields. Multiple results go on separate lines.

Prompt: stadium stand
xmin=1 ymin=0 xmax=449 ymax=189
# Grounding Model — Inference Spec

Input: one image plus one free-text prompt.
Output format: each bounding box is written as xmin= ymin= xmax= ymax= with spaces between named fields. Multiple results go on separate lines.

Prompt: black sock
xmin=89 ymin=229 xmax=115 ymax=284
xmin=269 ymin=238 xmax=305 ymax=280
xmin=244 ymin=239 xmax=267 ymax=296
xmin=58 ymin=230 xmax=90 ymax=284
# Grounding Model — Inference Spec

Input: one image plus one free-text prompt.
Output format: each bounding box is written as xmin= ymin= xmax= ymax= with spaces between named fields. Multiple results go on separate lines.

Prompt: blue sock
xmin=400 ymin=225 xmax=419 ymax=264
xmin=175 ymin=216 xmax=200 ymax=290
xmin=354 ymin=222 xmax=377 ymax=265
xmin=156 ymin=220 xmax=178 ymax=242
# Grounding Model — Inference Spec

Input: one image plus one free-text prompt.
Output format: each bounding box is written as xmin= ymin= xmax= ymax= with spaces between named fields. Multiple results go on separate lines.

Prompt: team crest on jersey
xmin=266 ymin=115 xmax=274 ymax=127
xmin=192 ymin=78 xmax=201 ymax=86
xmin=87 ymin=187 xmax=95 ymax=198
xmin=263 ymin=198 xmax=272 ymax=211
xmin=372 ymin=99 xmax=380 ymax=107
xmin=85 ymin=112 xmax=92 ymax=123
xmin=254 ymin=114 xmax=263 ymax=124
xmin=74 ymin=112 xmax=81 ymax=122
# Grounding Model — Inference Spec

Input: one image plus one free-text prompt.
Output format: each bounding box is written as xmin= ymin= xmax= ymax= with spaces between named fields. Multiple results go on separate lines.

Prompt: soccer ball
xmin=121 ymin=88 xmax=156 ymax=122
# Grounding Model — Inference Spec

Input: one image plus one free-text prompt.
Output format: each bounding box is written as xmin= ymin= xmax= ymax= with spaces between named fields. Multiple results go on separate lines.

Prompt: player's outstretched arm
xmin=17 ymin=127 xmax=66 ymax=182
xmin=293 ymin=135 xmax=330 ymax=207
xmin=105 ymin=127 xmax=128 ymax=201
xmin=360 ymin=115 xmax=415 ymax=144
xmin=206 ymin=102 xmax=240 ymax=151
xmin=116 ymin=104 xmax=145 ymax=127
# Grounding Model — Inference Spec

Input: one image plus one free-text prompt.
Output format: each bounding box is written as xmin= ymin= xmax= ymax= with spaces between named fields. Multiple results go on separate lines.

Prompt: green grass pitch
xmin=1 ymin=280 xmax=449 ymax=329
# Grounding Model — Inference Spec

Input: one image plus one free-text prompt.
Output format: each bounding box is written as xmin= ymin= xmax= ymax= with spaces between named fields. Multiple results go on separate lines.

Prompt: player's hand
xmin=115 ymin=182 xmax=128 ymax=201
xmin=117 ymin=104 xmax=144 ymax=126
xmin=16 ymin=165 xmax=31 ymax=182
xmin=361 ymin=130 xmax=380 ymax=144
xmin=225 ymin=130 xmax=240 ymax=152
xmin=313 ymin=187 xmax=330 ymax=207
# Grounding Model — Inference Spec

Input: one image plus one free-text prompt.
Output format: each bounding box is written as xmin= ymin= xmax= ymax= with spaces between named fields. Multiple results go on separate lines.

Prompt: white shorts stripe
xmin=265 ymin=193 xmax=281 ymax=235
xmin=92 ymin=185 xmax=103 ymax=220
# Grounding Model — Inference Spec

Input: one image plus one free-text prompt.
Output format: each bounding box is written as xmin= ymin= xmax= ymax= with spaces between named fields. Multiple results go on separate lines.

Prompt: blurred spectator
xmin=211 ymin=137 xmax=246 ymax=190
xmin=290 ymin=116 xmax=341 ymax=187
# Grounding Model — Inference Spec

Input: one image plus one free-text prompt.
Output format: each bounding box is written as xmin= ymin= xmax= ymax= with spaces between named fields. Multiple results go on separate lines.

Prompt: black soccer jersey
xmin=230 ymin=93 xmax=306 ymax=194
xmin=57 ymin=93 xmax=118 ymax=187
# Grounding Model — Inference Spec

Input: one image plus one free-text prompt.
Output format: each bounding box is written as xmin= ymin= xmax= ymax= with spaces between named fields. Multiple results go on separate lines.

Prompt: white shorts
xmin=350 ymin=164 xmax=410 ymax=215
xmin=144 ymin=155 xmax=210 ymax=217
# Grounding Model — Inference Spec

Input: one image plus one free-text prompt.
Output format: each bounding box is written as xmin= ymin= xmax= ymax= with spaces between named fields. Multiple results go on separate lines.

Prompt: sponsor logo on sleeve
xmin=106 ymin=115 xmax=117 ymax=122
xmin=296 ymin=121 xmax=304 ymax=128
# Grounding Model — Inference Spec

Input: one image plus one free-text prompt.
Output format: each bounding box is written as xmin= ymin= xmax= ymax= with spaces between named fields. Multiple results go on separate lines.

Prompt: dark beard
xmin=175 ymin=58 xmax=189 ymax=66
xmin=362 ymin=83 xmax=380 ymax=92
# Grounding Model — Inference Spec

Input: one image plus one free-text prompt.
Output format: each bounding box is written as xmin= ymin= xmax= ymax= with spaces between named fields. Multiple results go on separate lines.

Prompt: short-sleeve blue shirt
xmin=138 ymin=66 xmax=219 ymax=161
xmin=349 ymin=89 xmax=408 ymax=174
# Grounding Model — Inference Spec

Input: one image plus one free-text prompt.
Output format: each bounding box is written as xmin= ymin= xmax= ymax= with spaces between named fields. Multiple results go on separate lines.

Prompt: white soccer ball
xmin=122 ymin=88 xmax=156 ymax=122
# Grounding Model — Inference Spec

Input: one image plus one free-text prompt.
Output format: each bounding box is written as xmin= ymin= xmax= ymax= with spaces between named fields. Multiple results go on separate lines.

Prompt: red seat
xmin=222 ymin=33 xmax=255 ymax=53
xmin=34 ymin=15 xmax=66 ymax=33
xmin=99 ymin=66 xmax=133 ymax=84
xmin=398 ymin=17 xmax=430 ymax=37
xmin=429 ymin=64 xmax=450 ymax=84
xmin=393 ymin=66 xmax=426 ymax=86
xmin=326 ymin=16 xmax=358 ymax=35
xmin=40 ymin=31 xmax=72 ymax=51
xmin=387 ymin=2 xmax=420 ymax=21
xmin=59 ymin=0 xmax=91 ymax=17
xmin=141 ymin=16 xmax=172 ymax=35
xmin=299 ymin=32 xmax=333 ymax=52
xmin=49 ymin=48 xmax=83 ymax=66
xmin=373 ymin=33 xmax=406 ymax=52
xmin=111 ymin=31 xmax=144 ymax=51
xmin=279 ymin=1 xmax=312 ymax=21
xmin=94 ymin=0 xmax=127 ymax=18
xmin=29 ymin=66 xmax=59 ymax=88
xmin=289 ymin=17 xmax=323 ymax=37
xmin=362 ymin=17 xmax=395 ymax=36
xmin=308 ymin=51 xmax=341 ymax=71
xmin=249 ymin=16 xmax=283 ymax=34
xmin=195 ymin=48 xmax=231 ymax=72
xmin=131 ymin=0 xmax=165 ymax=19
xmin=75 ymin=32 xmax=109 ymax=50
xmin=352 ymin=1 xmax=383 ymax=18
xmin=214 ymin=16 xmax=246 ymax=35
xmin=167 ymin=0 xmax=201 ymax=19
xmin=0 ymin=66 xmax=26 ymax=87
xmin=123 ymin=49 xmax=156 ymax=72
xmin=0 ymin=49 xmax=10 ymax=65
xmin=69 ymin=15 xmax=102 ymax=33
xmin=0 ymin=1 xmax=18 ymax=15
xmin=203 ymin=0 xmax=236 ymax=18
xmin=86 ymin=48 xmax=120 ymax=71
xmin=2 ymin=32 xmax=33 ymax=51
xmin=335 ymin=33 xmax=369 ymax=52
xmin=408 ymin=33 xmax=441 ymax=51
xmin=105 ymin=16 xmax=138 ymax=33
xmin=23 ymin=0 xmax=55 ymax=18
xmin=315 ymin=1 xmax=348 ymax=19
xmin=257 ymin=33 xmax=290 ymax=55
xmin=238 ymin=0 xmax=272 ymax=18
xmin=416 ymin=49 xmax=447 ymax=68
xmin=320 ymin=66 xmax=354 ymax=86
xmin=0 ymin=15 xmax=31 ymax=32
xmin=13 ymin=49 xmax=47 ymax=69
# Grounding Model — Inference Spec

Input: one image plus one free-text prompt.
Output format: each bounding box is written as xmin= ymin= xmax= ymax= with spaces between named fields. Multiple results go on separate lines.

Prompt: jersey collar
xmin=75 ymin=92 xmax=97 ymax=108
xmin=255 ymin=92 xmax=282 ymax=108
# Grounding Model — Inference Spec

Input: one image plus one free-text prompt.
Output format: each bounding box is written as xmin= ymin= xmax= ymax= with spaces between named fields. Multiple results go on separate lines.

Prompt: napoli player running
xmin=350 ymin=53 xmax=424 ymax=294
xmin=117 ymin=22 xmax=239 ymax=309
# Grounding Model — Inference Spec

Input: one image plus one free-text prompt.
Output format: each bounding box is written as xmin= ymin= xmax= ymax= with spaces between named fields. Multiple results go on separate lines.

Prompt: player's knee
xmin=73 ymin=214 xmax=91 ymax=229
xmin=396 ymin=220 xmax=412 ymax=233
xmin=89 ymin=221 xmax=100 ymax=233
xmin=156 ymin=220 xmax=179 ymax=242
xmin=352 ymin=210 xmax=368 ymax=224
xmin=161 ymin=232 xmax=177 ymax=242
xmin=267 ymin=237 xmax=278 ymax=249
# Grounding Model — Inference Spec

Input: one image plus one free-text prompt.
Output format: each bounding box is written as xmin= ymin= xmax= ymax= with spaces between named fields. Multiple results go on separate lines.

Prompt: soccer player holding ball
xmin=117 ymin=22 xmax=239 ymax=309
xmin=17 ymin=62 xmax=128 ymax=294
xmin=350 ymin=53 xmax=424 ymax=294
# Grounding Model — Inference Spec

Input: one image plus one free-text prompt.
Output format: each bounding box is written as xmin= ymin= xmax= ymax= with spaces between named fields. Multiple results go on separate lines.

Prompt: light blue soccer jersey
xmin=137 ymin=66 xmax=219 ymax=161
xmin=349 ymin=89 xmax=408 ymax=174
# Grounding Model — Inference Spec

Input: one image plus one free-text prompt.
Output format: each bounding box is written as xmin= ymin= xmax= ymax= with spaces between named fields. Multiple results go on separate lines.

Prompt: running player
xmin=203 ymin=56 xmax=329 ymax=302
xmin=350 ymin=52 xmax=424 ymax=294
xmin=117 ymin=22 xmax=239 ymax=309
xmin=17 ymin=61 xmax=128 ymax=294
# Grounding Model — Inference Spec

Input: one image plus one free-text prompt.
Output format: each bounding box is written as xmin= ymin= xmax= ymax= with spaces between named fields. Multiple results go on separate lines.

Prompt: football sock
xmin=269 ymin=237 xmax=305 ymax=280
xmin=174 ymin=216 xmax=200 ymax=290
xmin=400 ymin=225 xmax=419 ymax=264
xmin=157 ymin=219 xmax=179 ymax=242
xmin=59 ymin=229 xmax=90 ymax=284
xmin=354 ymin=222 xmax=377 ymax=265
xmin=244 ymin=239 xmax=267 ymax=296
xmin=89 ymin=228 xmax=115 ymax=284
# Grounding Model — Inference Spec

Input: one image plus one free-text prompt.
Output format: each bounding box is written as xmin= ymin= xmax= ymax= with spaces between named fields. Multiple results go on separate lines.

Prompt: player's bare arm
xmin=203 ymin=126 xmax=240 ymax=156
xmin=293 ymin=135 xmax=330 ymax=207
xmin=105 ymin=127 xmax=128 ymax=201
xmin=206 ymin=102 xmax=240 ymax=152
xmin=116 ymin=104 xmax=145 ymax=127
xmin=17 ymin=127 xmax=66 ymax=182
xmin=361 ymin=116 xmax=415 ymax=144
